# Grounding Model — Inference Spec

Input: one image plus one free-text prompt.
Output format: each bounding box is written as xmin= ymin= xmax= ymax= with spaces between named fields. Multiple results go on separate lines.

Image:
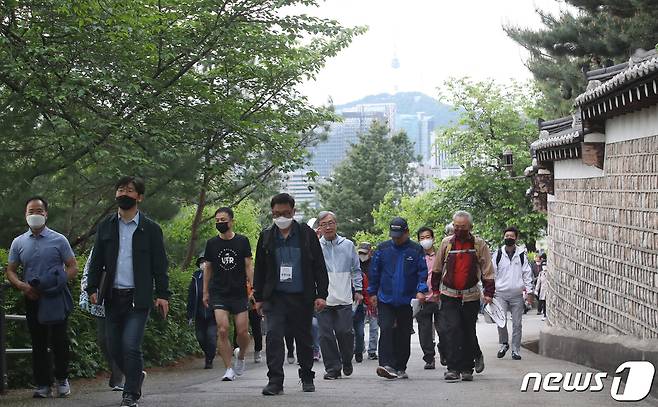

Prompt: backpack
xmin=496 ymin=248 xmax=525 ymax=268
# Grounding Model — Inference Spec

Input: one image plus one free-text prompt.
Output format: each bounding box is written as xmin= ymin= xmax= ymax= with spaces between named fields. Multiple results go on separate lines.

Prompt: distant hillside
xmin=336 ymin=91 xmax=457 ymax=127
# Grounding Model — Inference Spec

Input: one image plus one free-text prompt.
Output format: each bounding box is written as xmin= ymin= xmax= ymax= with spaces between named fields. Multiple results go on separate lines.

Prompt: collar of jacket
xmin=320 ymin=234 xmax=345 ymax=246
xmin=110 ymin=210 xmax=146 ymax=232
xmin=261 ymin=220 xmax=301 ymax=249
xmin=499 ymin=245 xmax=526 ymax=258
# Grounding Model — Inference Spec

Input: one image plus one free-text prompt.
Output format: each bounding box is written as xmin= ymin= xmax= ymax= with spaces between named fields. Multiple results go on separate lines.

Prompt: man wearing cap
xmin=431 ymin=211 xmax=495 ymax=382
xmin=368 ymin=217 xmax=428 ymax=380
xmin=356 ymin=242 xmax=378 ymax=361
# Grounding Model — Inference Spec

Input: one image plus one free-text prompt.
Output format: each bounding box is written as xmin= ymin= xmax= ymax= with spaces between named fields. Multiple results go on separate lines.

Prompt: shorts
xmin=212 ymin=296 xmax=249 ymax=315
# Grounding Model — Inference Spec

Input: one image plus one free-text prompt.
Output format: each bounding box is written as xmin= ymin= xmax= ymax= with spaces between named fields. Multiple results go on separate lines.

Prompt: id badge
xmin=280 ymin=263 xmax=293 ymax=283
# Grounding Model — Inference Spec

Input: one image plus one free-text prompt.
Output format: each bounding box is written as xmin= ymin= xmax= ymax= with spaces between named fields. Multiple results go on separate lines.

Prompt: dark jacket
xmin=186 ymin=269 xmax=214 ymax=321
xmin=86 ymin=212 xmax=170 ymax=309
xmin=30 ymin=265 xmax=73 ymax=325
xmin=253 ymin=221 xmax=328 ymax=305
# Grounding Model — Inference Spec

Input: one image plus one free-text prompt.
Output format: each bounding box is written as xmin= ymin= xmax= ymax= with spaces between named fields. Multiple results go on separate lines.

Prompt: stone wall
xmin=546 ymin=134 xmax=658 ymax=339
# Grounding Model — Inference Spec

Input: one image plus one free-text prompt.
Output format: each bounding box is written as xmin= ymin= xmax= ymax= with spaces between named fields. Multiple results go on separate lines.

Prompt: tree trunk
xmin=181 ymin=180 xmax=209 ymax=270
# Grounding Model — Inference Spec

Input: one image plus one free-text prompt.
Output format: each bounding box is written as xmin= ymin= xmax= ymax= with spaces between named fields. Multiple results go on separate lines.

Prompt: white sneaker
xmin=33 ymin=385 xmax=52 ymax=398
xmin=541 ymin=316 xmax=546 ymax=321
xmin=222 ymin=367 xmax=236 ymax=381
xmin=254 ymin=350 xmax=262 ymax=363
xmin=57 ymin=379 xmax=71 ymax=397
xmin=234 ymin=356 xmax=246 ymax=376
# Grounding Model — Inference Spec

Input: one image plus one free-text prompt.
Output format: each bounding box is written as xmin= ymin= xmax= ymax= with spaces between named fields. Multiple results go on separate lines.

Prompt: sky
xmin=296 ymin=0 xmax=569 ymax=106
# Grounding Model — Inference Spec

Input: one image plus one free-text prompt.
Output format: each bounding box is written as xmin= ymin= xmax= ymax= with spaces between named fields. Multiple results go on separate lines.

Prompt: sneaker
xmin=323 ymin=370 xmax=341 ymax=380
xmin=233 ymin=350 xmax=246 ymax=376
xmin=424 ymin=360 xmax=435 ymax=370
xmin=222 ymin=367 xmax=237 ymax=381
xmin=541 ymin=316 xmax=546 ymax=321
xmin=313 ymin=349 xmax=321 ymax=361
xmin=262 ymin=383 xmax=283 ymax=396
xmin=112 ymin=384 xmax=124 ymax=392
xmin=397 ymin=370 xmax=409 ymax=379
xmin=342 ymin=362 xmax=353 ymax=376
xmin=367 ymin=353 xmax=378 ymax=360
xmin=497 ymin=343 xmax=509 ymax=359
xmin=254 ymin=351 xmax=262 ymax=363
xmin=33 ymin=385 xmax=52 ymax=398
xmin=461 ymin=371 xmax=474 ymax=381
xmin=444 ymin=370 xmax=460 ymax=382
xmin=120 ymin=394 xmax=139 ymax=407
xmin=57 ymin=379 xmax=71 ymax=397
xmin=474 ymin=354 xmax=485 ymax=373
xmin=354 ymin=353 xmax=363 ymax=363
xmin=376 ymin=365 xmax=398 ymax=379
xmin=512 ymin=352 xmax=522 ymax=360
xmin=287 ymin=352 xmax=296 ymax=364
xmin=301 ymin=380 xmax=315 ymax=392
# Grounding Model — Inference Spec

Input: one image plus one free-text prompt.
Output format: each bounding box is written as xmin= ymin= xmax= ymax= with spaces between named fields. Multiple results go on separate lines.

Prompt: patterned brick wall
xmin=547 ymin=135 xmax=658 ymax=339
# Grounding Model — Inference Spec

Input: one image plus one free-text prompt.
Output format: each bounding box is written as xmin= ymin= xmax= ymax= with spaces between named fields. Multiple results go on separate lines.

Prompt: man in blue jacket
xmin=368 ymin=217 xmax=428 ymax=380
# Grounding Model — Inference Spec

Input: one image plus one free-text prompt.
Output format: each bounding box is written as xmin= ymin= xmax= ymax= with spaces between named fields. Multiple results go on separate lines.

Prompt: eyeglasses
xmin=319 ymin=220 xmax=336 ymax=228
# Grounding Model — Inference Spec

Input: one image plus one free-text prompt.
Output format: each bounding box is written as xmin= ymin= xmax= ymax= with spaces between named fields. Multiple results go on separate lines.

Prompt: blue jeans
xmin=105 ymin=292 xmax=149 ymax=399
xmin=353 ymin=303 xmax=366 ymax=355
xmin=366 ymin=313 xmax=378 ymax=354
xmin=312 ymin=316 xmax=320 ymax=353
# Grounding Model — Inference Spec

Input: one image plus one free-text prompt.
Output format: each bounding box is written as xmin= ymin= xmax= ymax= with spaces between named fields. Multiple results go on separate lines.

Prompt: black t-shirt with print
xmin=204 ymin=234 xmax=252 ymax=300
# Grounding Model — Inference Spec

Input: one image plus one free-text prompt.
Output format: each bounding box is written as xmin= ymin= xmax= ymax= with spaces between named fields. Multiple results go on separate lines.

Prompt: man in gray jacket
xmin=316 ymin=211 xmax=363 ymax=380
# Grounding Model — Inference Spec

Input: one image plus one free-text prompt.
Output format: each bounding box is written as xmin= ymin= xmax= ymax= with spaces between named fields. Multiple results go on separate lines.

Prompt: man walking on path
xmin=316 ymin=211 xmax=362 ymax=379
xmin=432 ymin=211 xmax=494 ymax=383
xmin=6 ymin=196 xmax=78 ymax=399
xmin=415 ymin=227 xmax=443 ymax=369
xmin=356 ymin=242 xmax=379 ymax=360
xmin=88 ymin=176 xmax=170 ymax=407
xmin=187 ymin=256 xmax=217 ymax=370
xmin=492 ymin=226 xmax=534 ymax=360
xmin=253 ymin=193 xmax=329 ymax=395
xmin=202 ymin=207 xmax=253 ymax=381
xmin=368 ymin=217 xmax=428 ymax=380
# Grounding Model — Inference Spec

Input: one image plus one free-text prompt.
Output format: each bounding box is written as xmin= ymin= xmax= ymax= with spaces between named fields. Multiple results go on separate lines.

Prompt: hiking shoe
xmin=301 ymin=380 xmax=315 ymax=392
xmin=222 ymin=367 xmax=237 ymax=381
xmin=287 ymin=352 xmax=296 ymax=364
xmin=444 ymin=370 xmax=460 ymax=382
xmin=342 ymin=362 xmax=353 ymax=376
xmin=57 ymin=379 xmax=71 ymax=397
xmin=254 ymin=351 xmax=262 ymax=363
xmin=323 ymin=370 xmax=341 ymax=380
xmin=262 ymin=383 xmax=283 ymax=396
xmin=474 ymin=354 xmax=485 ymax=373
xmin=461 ymin=371 xmax=474 ymax=381
xmin=367 ymin=353 xmax=378 ymax=360
xmin=33 ymin=385 xmax=52 ymax=398
xmin=376 ymin=365 xmax=398 ymax=379
xmin=354 ymin=353 xmax=363 ymax=363
xmin=424 ymin=360 xmax=435 ymax=370
xmin=497 ymin=343 xmax=509 ymax=359
xmin=397 ymin=370 xmax=409 ymax=379
xmin=120 ymin=394 xmax=139 ymax=407
xmin=512 ymin=352 xmax=522 ymax=360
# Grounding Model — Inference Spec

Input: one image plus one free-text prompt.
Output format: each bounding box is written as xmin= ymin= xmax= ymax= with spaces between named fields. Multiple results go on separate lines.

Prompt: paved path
xmin=2 ymin=313 xmax=656 ymax=406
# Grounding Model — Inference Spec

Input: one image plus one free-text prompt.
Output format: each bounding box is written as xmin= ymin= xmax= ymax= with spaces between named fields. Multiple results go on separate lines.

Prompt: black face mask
xmin=216 ymin=222 xmax=230 ymax=234
xmin=504 ymin=238 xmax=516 ymax=247
xmin=116 ymin=195 xmax=137 ymax=210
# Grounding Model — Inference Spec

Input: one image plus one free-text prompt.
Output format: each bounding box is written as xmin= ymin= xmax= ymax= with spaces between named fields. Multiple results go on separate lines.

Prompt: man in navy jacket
xmin=368 ymin=217 xmax=428 ymax=380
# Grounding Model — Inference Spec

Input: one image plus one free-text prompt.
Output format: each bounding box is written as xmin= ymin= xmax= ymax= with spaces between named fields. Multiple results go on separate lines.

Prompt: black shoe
xmin=461 ymin=371 xmax=474 ymax=381
xmin=367 ymin=353 xmax=378 ymax=360
xmin=512 ymin=352 xmax=522 ymax=360
xmin=204 ymin=360 xmax=213 ymax=369
xmin=354 ymin=353 xmax=363 ymax=363
xmin=301 ymin=381 xmax=315 ymax=392
xmin=262 ymin=383 xmax=283 ymax=396
xmin=376 ymin=366 xmax=398 ymax=379
xmin=343 ymin=363 xmax=353 ymax=376
xmin=497 ymin=343 xmax=509 ymax=359
xmin=444 ymin=370 xmax=460 ymax=382
xmin=120 ymin=394 xmax=139 ymax=407
xmin=323 ymin=370 xmax=341 ymax=380
xmin=423 ymin=360 xmax=435 ymax=370
xmin=474 ymin=354 xmax=485 ymax=373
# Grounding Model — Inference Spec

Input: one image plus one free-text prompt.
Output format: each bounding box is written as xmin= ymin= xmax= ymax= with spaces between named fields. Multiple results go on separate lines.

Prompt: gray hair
xmin=444 ymin=222 xmax=454 ymax=235
xmin=317 ymin=211 xmax=337 ymax=222
xmin=452 ymin=210 xmax=473 ymax=226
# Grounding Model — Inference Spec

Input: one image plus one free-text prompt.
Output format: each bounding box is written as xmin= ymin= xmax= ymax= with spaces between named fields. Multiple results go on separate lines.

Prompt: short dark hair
xmin=503 ymin=226 xmax=520 ymax=238
xmin=214 ymin=207 xmax=234 ymax=219
xmin=270 ymin=193 xmax=295 ymax=209
xmin=115 ymin=176 xmax=145 ymax=195
xmin=417 ymin=226 xmax=434 ymax=240
xmin=25 ymin=196 xmax=48 ymax=211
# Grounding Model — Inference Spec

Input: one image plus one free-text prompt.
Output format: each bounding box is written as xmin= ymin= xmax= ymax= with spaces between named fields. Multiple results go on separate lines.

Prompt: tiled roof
xmin=531 ymin=114 xmax=583 ymax=151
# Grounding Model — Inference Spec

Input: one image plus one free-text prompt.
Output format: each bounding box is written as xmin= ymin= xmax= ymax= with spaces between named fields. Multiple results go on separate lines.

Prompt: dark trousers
xmin=353 ymin=303 xmax=366 ymax=355
xmin=195 ymin=317 xmax=217 ymax=363
xmin=538 ymin=299 xmax=546 ymax=317
xmin=249 ymin=309 xmax=263 ymax=352
xmin=263 ymin=293 xmax=314 ymax=386
xmin=438 ymin=295 xmax=479 ymax=373
xmin=105 ymin=292 xmax=149 ymax=399
xmin=285 ymin=332 xmax=295 ymax=355
xmin=96 ymin=317 xmax=124 ymax=387
xmin=25 ymin=299 xmax=70 ymax=386
xmin=377 ymin=302 xmax=412 ymax=371
xmin=317 ymin=305 xmax=354 ymax=373
xmin=416 ymin=301 xmax=441 ymax=363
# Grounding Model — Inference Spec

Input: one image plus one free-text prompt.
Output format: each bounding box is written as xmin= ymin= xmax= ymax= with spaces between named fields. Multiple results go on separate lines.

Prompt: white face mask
xmin=273 ymin=216 xmax=293 ymax=230
xmin=420 ymin=238 xmax=434 ymax=250
xmin=26 ymin=214 xmax=46 ymax=229
xmin=358 ymin=254 xmax=369 ymax=262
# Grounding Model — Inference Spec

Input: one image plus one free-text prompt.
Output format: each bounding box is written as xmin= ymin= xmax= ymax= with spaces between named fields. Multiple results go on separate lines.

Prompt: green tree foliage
xmin=317 ymin=121 xmax=420 ymax=239
xmin=505 ymin=0 xmax=658 ymax=115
